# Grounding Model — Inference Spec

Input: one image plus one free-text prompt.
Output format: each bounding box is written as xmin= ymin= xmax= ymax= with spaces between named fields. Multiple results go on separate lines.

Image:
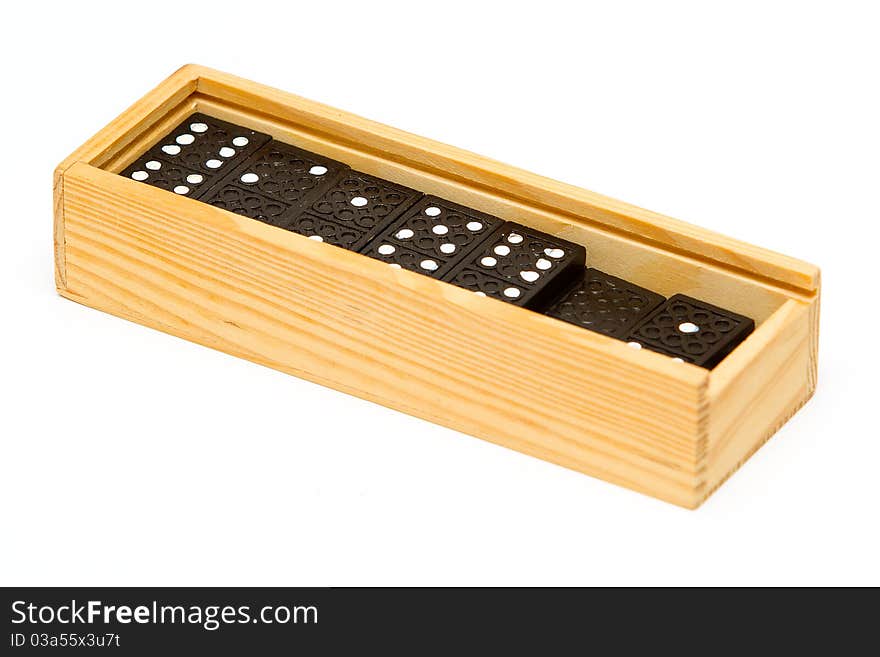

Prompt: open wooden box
xmin=54 ymin=65 xmax=820 ymax=508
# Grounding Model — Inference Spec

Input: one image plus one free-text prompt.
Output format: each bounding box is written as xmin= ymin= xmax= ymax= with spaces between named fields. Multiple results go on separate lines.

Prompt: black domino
xmin=360 ymin=196 xmax=504 ymax=277
xmin=442 ymin=222 xmax=586 ymax=309
xmin=200 ymin=184 xmax=291 ymax=226
xmin=121 ymin=113 xmax=270 ymax=199
xmin=200 ymin=140 xmax=347 ymax=227
xmin=120 ymin=154 xmax=209 ymax=197
xmin=545 ymin=269 xmax=666 ymax=339
xmin=202 ymin=141 xmax=347 ymax=210
xmin=297 ymin=171 xmax=422 ymax=251
xmin=627 ymin=294 xmax=755 ymax=367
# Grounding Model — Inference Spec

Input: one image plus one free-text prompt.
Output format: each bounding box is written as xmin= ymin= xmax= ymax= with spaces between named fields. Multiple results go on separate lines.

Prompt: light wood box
xmin=54 ymin=65 xmax=820 ymax=508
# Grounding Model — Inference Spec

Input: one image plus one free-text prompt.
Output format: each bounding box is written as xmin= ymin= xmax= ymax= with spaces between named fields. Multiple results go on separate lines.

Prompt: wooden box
xmin=54 ymin=65 xmax=820 ymax=508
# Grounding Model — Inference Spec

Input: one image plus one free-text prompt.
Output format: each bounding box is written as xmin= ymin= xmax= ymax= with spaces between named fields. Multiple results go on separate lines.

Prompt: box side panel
xmin=702 ymin=298 xmax=817 ymax=502
xmin=61 ymin=163 xmax=707 ymax=507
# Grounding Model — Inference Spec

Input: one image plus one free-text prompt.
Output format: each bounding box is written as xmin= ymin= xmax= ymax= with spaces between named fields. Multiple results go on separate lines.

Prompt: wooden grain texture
xmin=54 ymin=65 xmax=821 ymax=507
xmin=61 ymin=163 xmax=709 ymax=507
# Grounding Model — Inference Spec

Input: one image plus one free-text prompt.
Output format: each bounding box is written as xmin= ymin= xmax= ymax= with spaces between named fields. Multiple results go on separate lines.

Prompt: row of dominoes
xmin=122 ymin=113 xmax=754 ymax=368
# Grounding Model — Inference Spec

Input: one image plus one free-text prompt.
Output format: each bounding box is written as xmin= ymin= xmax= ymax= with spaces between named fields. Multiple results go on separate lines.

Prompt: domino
xmin=361 ymin=196 xmax=504 ymax=278
xmin=121 ymin=113 xmax=270 ymax=199
xmin=200 ymin=140 xmax=347 ymax=227
xmin=627 ymin=295 xmax=755 ymax=368
xmin=301 ymin=171 xmax=423 ymax=249
xmin=216 ymin=140 xmax=346 ymax=207
xmin=120 ymin=153 xmax=209 ymax=198
xmin=545 ymin=269 xmax=666 ymax=339
xmin=443 ymin=223 xmax=586 ymax=308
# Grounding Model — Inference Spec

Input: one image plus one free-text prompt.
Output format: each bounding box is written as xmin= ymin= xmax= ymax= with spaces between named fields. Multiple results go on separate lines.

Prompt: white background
xmin=1 ymin=1 xmax=877 ymax=586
